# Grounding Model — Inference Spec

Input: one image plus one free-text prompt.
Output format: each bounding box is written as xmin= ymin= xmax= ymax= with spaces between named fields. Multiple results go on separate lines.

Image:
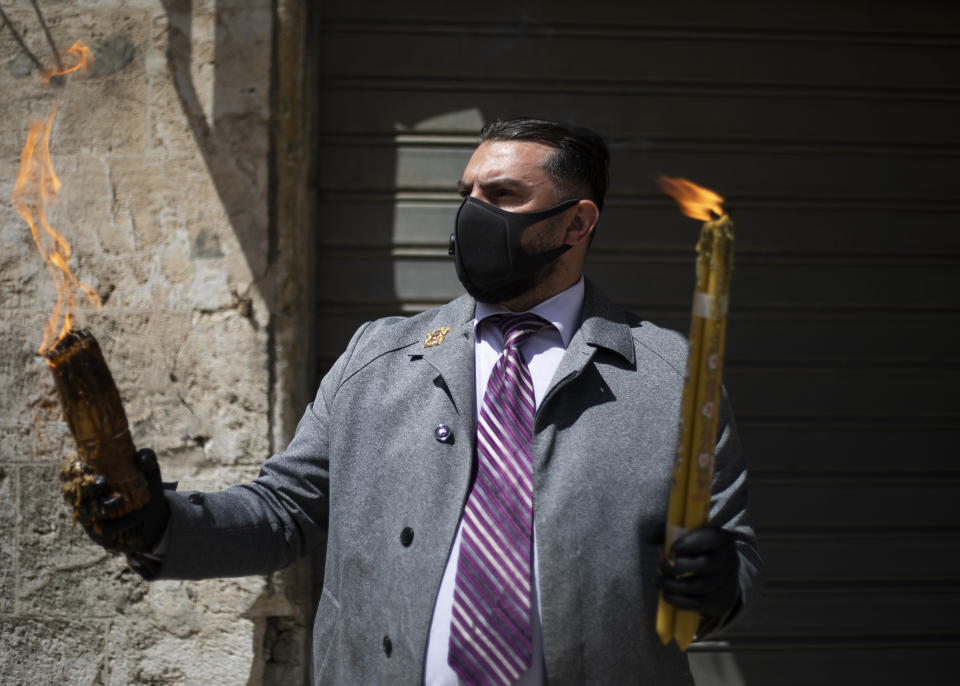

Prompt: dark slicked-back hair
xmin=480 ymin=117 xmax=610 ymax=212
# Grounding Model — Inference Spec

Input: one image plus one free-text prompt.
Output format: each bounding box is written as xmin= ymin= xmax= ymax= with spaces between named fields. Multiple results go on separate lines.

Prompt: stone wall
xmin=0 ymin=1 xmax=312 ymax=683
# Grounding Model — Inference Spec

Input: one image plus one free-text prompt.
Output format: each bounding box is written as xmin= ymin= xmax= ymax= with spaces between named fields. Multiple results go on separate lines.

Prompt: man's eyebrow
xmin=456 ymin=177 xmax=526 ymax=195
xmin=477 ymin=178 xmax=526 ymax=192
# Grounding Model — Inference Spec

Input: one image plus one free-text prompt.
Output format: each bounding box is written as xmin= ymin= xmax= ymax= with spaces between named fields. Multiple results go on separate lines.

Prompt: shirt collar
xmin=473 ymin=276 xmax=585 ymax=347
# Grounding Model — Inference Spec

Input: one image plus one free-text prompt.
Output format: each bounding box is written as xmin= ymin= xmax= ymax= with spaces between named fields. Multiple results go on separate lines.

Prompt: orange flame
xmin=657 ymin=176 xmax=725 ymax=222
xmin=41 ymin=41 xmax=94 ymax=86
xmin=13 ymin=78 xmax=102 ymax=354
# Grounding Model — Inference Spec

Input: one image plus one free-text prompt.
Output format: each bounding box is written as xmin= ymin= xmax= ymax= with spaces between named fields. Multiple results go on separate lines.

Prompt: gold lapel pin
xmin=424 ymin=327 xmax=451 ymax=348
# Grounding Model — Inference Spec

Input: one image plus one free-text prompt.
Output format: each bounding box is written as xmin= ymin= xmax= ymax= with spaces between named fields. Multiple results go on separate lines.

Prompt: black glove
xmin=59 ymin=448 xmax=171 ymax=554
xmin=658 ymin=526 xmax=740 ymax=622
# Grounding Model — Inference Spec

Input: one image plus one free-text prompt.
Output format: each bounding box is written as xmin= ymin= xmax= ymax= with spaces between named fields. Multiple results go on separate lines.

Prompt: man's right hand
xmin=58 ymin=448 xmax=171 ymax=554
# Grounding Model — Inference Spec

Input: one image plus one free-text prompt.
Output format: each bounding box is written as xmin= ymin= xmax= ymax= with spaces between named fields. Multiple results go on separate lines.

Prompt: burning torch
xmin=655 ymin=176 xmax=735 ymax=650
xmin=12 ymin=42 xmax=152 ymax=543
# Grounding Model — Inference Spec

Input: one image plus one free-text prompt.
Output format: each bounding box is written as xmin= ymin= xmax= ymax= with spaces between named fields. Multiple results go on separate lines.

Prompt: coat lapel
xmin=416 ymin=294 xmax=477 ymax=421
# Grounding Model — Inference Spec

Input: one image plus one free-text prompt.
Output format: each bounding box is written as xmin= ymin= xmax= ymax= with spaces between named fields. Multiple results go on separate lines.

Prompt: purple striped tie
xmin=449 ymin=314 xmax=550 ymax=685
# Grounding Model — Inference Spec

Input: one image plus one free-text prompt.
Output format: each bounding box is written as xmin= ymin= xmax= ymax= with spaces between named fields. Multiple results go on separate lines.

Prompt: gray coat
xmin=155 ymin=282 xmax=762 ymax=685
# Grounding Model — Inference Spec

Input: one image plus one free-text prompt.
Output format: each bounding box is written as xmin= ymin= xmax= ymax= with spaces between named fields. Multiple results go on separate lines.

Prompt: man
xmin=68 ymin=118 xmax=761 ymax=685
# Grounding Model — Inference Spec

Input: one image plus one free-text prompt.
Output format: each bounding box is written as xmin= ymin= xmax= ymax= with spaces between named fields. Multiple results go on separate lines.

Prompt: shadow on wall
xmin=159 ymin=0 xmax=273 ymax=284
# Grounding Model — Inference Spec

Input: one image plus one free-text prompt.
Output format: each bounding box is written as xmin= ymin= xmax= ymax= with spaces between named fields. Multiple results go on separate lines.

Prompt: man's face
xmin=455 ymin=140 xmax=571 ymax=304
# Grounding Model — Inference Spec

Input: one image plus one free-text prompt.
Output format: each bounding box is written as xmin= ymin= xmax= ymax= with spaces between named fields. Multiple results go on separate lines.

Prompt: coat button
xmin=434 ymin=423 xmax=453 ymax=443
xmin=188 ymin=493 xmax=204 ymax=505
xmin=382 ymin=635 xmax=392 ymax=657
xmin=400 ymin=527 xmax=414 ymax=547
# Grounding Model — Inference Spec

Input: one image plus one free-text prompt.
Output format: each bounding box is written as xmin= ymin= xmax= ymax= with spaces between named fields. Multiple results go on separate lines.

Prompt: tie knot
xmin=497 ymin=314 xmax=550 ymax=349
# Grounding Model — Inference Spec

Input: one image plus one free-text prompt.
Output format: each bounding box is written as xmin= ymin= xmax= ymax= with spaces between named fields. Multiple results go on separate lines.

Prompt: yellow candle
xmin=655 ymin=178 xmax=735 ymax=650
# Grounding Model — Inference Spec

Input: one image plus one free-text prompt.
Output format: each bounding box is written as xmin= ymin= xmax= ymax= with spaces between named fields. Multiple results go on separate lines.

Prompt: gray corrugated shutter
xmin=313 ymin=3 xmax=960 ymax=684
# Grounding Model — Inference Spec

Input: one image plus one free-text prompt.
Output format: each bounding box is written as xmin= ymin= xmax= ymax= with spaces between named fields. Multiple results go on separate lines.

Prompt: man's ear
xmin=564 ymin=200 xmax=600 ymax=246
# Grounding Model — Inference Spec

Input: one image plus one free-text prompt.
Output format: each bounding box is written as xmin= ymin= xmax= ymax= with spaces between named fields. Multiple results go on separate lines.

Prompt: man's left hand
xmin=59 ymin=448 xmax=170 ymax=554
xmin=658 ymin=527 xmax=740 ymax=621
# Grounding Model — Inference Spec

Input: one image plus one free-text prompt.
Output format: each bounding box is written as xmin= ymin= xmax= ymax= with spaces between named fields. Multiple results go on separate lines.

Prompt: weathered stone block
xmin=102 ymin=612 xmax=260 ymax=686
xmin=17 ymin=464 xmax=148 ymax=617
xmin=95 ymin=156 xmax=261 ymax=312
xmin=0 ymin=616 xmax=108 ymax=685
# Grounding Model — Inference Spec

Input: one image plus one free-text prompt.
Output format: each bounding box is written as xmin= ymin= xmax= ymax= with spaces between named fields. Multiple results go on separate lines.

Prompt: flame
xmin=657 ymin=176 xmax=725 ymax=222
xmin=12 ymin=105 xmax=101 ymax=354
xmin=41 ymin=41 xmax=94 ymax=86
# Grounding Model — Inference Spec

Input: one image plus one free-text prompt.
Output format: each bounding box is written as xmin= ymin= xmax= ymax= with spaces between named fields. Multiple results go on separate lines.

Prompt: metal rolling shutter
xmin=312 ymin=3 xmax=960 ymax=683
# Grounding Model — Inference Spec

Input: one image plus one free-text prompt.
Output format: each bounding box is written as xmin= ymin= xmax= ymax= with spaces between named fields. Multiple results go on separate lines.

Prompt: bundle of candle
xmin=48 ymin=329 xmax=149 ymax=532
xmin=655 ymin=177 xmax=735 ymax=651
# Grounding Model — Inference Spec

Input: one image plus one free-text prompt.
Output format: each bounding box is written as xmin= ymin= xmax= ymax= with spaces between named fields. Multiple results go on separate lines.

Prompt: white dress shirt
xmin=424 ymin=277 xmax=585 ymax=685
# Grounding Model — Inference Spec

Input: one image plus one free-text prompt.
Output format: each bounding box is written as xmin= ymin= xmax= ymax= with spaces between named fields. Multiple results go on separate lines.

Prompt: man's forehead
xmin=461 ymin=140 xmax=554 ymax=184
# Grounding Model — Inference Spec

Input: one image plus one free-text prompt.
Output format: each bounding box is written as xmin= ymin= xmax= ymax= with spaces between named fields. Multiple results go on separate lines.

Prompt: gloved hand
xmin=58 ymin=448 xmax=171 ymax=554
xmin=658 ymin=526 xmax=740 ymax=622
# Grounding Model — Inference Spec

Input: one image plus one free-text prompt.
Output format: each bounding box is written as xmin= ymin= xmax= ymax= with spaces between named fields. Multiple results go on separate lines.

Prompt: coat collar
xmin=412 ymin=280 xmax=637 ymax=417
xmin=575 ymin=279 xmax=636 ymax=366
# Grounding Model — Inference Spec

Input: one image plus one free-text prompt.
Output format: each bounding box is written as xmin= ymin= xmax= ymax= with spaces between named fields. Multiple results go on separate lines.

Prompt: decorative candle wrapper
xmin=692 ymin=292 xmax=729 ymax=320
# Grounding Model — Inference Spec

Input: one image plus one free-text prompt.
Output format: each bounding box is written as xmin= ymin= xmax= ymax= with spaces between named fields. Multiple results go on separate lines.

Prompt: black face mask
xmin=449 ymin=196 xmax=579 ymax=304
